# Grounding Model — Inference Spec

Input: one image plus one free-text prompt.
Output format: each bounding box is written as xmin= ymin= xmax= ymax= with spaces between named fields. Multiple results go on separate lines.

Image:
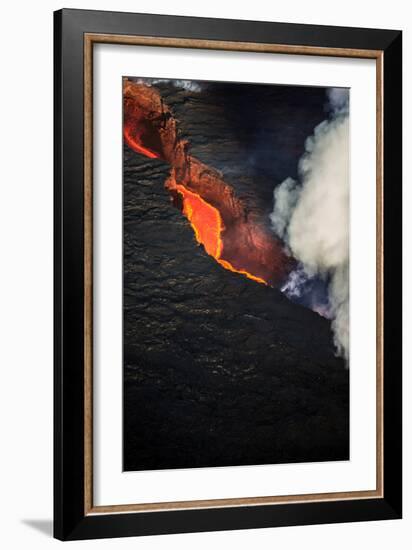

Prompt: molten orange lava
xmin=218 ymin=259 xmax=267 ymax=285
xmin=176 ymin=184 xmax=222 ymax=258
xmin=124 ymin=127 xmax=160 ymax=159
xmin=175 ymin=184 xmax=267 ymax=285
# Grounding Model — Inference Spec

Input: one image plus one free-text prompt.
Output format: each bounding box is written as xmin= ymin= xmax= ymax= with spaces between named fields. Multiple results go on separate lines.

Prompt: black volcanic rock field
xmin=123 ymin=80 xmax=349 ymax=471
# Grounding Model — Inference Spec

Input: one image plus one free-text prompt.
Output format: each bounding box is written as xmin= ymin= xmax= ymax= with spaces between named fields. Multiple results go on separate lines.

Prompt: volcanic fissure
xmin=123 ymin=79 xmax=293 ymax=287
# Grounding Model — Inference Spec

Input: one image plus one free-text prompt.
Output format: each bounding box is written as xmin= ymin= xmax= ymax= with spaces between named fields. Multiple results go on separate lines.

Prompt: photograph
xmin=123 ymin=77 xmax=350 ymax=472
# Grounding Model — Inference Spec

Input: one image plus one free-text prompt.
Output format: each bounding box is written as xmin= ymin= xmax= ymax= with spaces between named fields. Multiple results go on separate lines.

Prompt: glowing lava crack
xmin=123 ymin=79 xmax=293 ymax=287
xmin=174 ymin=183 xmax=267 ymax=285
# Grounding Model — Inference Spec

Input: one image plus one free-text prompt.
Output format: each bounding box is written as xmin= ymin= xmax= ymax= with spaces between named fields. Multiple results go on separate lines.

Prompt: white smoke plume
xmin=271 ymin=88 xmax=350 ymax=362
xmin=270 ymin=177 xmax=300 ymax=239
xmin=134 ymin=77 xmax=203 ymax=93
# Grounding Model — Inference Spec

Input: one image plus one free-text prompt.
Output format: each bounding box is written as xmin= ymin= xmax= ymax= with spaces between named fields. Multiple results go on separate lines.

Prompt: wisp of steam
xmin=270 ymin=88 xmax=350 ymax=363
xmin=133 ymin=77 xmax=203 ymax=93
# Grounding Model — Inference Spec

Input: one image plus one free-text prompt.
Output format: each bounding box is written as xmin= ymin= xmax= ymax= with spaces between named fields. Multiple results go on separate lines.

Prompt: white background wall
xmin=0 ymin=1 xmax=408 ymax=548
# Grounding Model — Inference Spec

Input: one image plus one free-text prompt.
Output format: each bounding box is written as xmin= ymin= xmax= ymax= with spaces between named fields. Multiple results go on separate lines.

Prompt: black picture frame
xmin=54 ymin=8 xmax=402 ymax=541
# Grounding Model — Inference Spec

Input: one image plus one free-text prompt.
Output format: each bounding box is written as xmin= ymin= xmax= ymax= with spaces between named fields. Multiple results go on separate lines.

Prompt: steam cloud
xmin=270 ymin=88 xmax=350 ymax=362
xmin=133 ymin=77 xmax=203 ymax=93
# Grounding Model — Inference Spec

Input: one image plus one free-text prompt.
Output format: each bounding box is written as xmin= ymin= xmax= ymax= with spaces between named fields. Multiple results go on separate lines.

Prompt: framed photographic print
xmin=54 ymin=8 xmax=402 ymax=540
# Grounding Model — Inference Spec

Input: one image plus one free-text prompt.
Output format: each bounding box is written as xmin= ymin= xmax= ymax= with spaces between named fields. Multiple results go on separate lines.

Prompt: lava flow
xmin=174 ymin=183 xmax=267 ymax=285
xmin=124 ymin=126 xmax=160 ymax=159
xmin=174 ymin=184 xmax=222 ymax=259
xmin=123 ymin=78 xmax=293 ymax=287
